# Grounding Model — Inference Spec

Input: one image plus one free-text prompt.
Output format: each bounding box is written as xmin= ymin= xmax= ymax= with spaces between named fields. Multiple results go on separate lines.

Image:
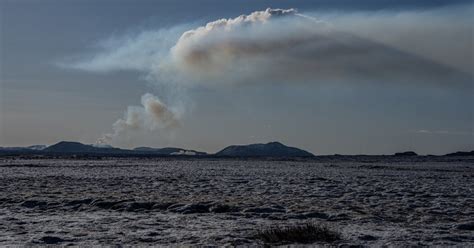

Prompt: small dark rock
xmin=137 ymin=237 xmax=155 ymax=243
xmin=93 ymin=201 xmax=118 ymax=209
xmin=304 ymin=212 xmax=329 ymax=219
xmin=209 ymin=204 xmax=239 ymax=213
xmin=93 ymin=200 xmax=128 ymax=210
xmin=359 ymin=234 xmax=378 ymax=241
xmin=338 ymin=245 xmax=365 ymax=248
xmin=65 ymin=199 xmax=93 ymax=206
xmin=40 ymin=236 xmax=65 ymax=244
xmin=328 ymin=213 xmax=351 ymax=221
xmin=170 ymin=203 xmax=211 ymax=214
xmin=166 ymin=203 xmax=185 ymax=210
xmin=152 ymin=202 xmax=175 ymax=210
xmin=243 ymin=207 xmax=286 ymax=214
xmin=290 ymin=211 xmax=329 ymax=220
xmin=21 ymin=200 xmax=47 ymax=208
xmin=126 ymin=202 xmax=156 ymax=211
xmin=457 ymin=222 xmax=474 ymax=231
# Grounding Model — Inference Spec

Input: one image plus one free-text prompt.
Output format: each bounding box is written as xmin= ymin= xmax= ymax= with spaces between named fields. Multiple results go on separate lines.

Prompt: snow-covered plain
xmin=0 ymin=157 xmax=473 ymax=246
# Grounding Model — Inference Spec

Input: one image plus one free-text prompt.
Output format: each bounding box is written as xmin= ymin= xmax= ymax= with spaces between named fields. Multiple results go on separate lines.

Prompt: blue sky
xmin=0 ymin=0 xmax=472 ymax=154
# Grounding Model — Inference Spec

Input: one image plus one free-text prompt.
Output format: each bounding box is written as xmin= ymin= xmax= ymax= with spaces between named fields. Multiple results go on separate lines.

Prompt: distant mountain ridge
xmin=41 ymin=141 xmax=207 ymax=155
xmin=444 ymin=151 xmax=474 ymax=157
xmin=216 ymin=141 xmax=314 ymax=157
xmin=1 ymin=141 xmax=473 ymax=157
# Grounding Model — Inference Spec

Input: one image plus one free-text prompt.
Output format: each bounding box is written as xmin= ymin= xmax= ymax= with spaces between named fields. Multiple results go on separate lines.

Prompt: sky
xmin=0 ymin=0 xmax=473 ymax=155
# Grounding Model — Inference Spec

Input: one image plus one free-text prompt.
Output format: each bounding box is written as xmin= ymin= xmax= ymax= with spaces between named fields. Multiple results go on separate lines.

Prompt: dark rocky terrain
xmin=0 ymin=156 xmax=472 ymax=246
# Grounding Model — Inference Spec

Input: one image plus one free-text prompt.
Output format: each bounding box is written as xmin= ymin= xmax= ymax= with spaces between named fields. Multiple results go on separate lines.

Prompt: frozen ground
xmin=0 ymin=157 xmax=473 ymax=246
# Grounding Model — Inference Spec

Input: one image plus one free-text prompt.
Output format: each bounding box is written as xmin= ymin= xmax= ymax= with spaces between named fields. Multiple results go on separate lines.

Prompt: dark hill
xmin=44 ymin=141 xmax=125 ymax=154
xmin=36 ymin=141 xmax=206 ymax=156
xmin=215 ymin=142 xmax=314 ymax=157
xmin=444 ymin=151 xmax=474 ymax=156
xmin=133 ymin=147 xmax=207 ymax=155
xmin=394 ymin=151 xmax=418 ymax=157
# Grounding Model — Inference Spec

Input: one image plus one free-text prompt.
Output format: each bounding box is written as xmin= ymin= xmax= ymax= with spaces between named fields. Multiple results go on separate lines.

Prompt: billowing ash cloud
xmin=68 ymin=6 xmax=473 ymax=86
xmin=168 ymin=7 xmax=472 ymax=85
xmin=97 ymin=93 xmax=179 ymax=145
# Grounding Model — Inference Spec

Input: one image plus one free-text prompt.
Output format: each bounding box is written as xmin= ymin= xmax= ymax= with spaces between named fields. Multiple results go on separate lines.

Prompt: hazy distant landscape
xmin=1 ymin=141 xmax=473 ymax=158
xmin=0 ymin=156 xmax=473 ymax=246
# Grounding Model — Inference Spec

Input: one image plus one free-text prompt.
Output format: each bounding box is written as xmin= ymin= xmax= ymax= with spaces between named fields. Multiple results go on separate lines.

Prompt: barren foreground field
xmin=0 ymin=157 xmax=473 ymax=246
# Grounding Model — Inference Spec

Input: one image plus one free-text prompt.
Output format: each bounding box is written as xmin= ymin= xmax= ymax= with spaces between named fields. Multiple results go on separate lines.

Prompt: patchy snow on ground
xmin=0 ymin=157 xmax=473 ymax=246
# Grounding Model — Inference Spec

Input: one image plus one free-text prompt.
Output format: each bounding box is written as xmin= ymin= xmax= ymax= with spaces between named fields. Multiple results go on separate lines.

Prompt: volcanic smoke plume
xmin=69 ymin=6 xmax=473 ymax=86
xmin=65 ymin=6 xmax=472 ymax=145
xmin=168 ymin=8 xmax=472 ymax=86
xmin=97 ymin=93 xmax=179 ymax=145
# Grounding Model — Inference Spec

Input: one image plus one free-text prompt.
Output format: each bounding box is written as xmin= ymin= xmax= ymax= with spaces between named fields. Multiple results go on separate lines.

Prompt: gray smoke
xmin=63 ymin=6 xmax=473 ymax=145
xmin=68 ymin=6 xmax=473 ymax=86
xmin=168 ymin=7 xmax=472 ymax=86
xmin=97 ymin=93 xmax=179 ymax=145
